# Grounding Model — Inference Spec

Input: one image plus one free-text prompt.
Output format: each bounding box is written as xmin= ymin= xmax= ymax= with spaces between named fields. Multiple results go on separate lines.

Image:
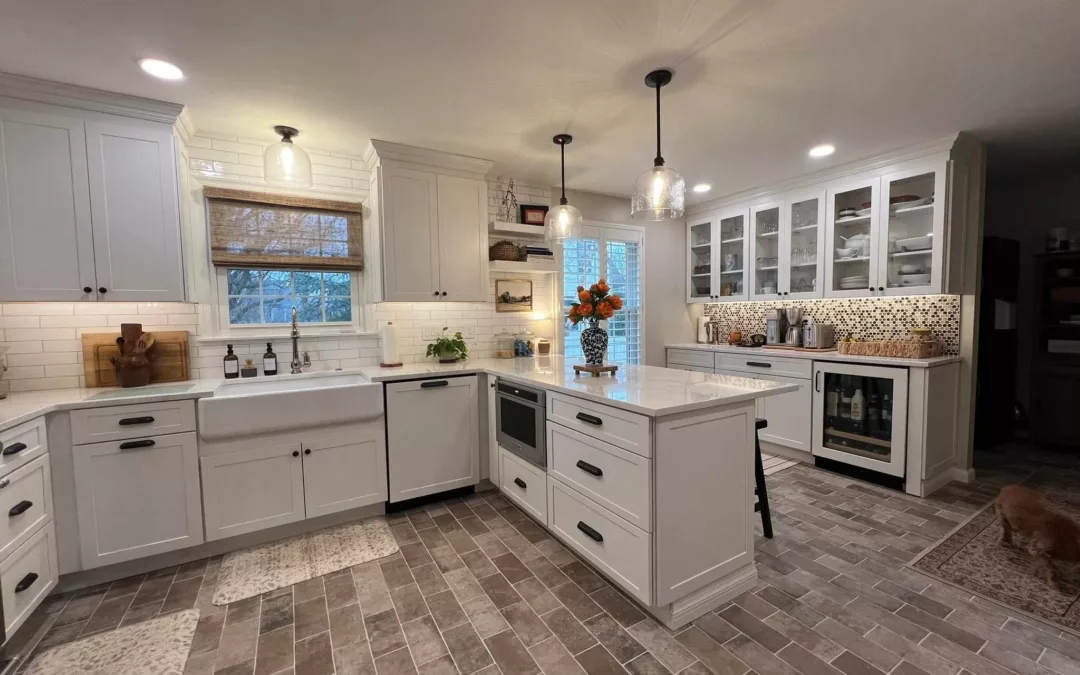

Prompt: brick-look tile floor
xmin=22 ymin=453 xmax=1080 ymax=675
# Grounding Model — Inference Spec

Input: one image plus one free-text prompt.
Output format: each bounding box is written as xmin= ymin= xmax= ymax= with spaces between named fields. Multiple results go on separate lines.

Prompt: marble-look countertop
xmin=358 ymin=356 xmax=797 ymax=417
xmin=666 ymin=343 xmax=962 ymax=368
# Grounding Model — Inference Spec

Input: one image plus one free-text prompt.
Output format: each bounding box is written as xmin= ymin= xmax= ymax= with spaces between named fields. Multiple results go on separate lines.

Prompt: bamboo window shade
xmin=204 ymin=187 xmax=363 ymax=270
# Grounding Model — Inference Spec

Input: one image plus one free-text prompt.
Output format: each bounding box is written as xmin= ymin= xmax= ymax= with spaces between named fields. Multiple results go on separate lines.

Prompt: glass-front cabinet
xmin=686 ymin=215 xmax=715 ymax=301
xmin=878 ymin=160 xmax=947 ymax=296
xmin=749 ymin=202 xmax=781 ymax=300
xmin=825 ymin=176 xmax=881 ymax=298
xmin=781 ymin=188 xmax=826 ymax=299
xmin=812 ymin=362 xmax=908 ymax=478
xmin=715 ymin=205 xmax=749 ymax=302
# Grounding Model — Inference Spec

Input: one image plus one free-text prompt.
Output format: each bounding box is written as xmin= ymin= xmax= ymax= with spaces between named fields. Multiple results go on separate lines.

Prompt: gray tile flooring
xmin=23 ymin=454 xmax=1080 ymax=675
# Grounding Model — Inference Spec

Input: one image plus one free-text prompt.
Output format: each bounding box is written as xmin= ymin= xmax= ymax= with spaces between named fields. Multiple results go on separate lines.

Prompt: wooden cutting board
xmin=82 ymin=331 xmax=191 ymax=387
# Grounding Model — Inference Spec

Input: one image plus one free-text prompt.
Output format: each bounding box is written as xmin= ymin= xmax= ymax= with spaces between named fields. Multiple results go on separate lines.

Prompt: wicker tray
xmin=837 ymin=339 xmax=943 ymax=359
xmin=489 ymin=240 xmax=523 ymax=261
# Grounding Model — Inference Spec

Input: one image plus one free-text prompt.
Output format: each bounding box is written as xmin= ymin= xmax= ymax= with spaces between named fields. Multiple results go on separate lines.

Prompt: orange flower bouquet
xmin=568 ymin=278 xmax=622 ymax=365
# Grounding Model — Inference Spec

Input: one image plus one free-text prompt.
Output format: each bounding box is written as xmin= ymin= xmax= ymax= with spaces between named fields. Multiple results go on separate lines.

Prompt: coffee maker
xmin=766 ymin=309 xmax=787 ymax=345
xmin=784 ymin=307 xmax=804 ymax=347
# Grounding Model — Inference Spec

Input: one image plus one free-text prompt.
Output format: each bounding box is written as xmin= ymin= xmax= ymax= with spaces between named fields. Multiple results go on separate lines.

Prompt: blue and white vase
xmin=580 ymin=318 xmax=608 ymax=366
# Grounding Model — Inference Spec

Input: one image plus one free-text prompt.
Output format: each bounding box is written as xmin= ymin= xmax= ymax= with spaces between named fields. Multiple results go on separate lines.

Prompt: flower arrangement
xmin=567 ymin=278 xmax=623 ymax=324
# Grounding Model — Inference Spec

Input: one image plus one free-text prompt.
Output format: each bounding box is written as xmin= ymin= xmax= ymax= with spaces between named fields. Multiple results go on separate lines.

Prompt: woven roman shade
xmin=205 ymin=187 xmax=363 ymax=270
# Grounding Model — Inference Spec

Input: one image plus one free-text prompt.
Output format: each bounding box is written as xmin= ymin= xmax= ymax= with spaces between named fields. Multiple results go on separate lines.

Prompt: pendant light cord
xmin=654 ymin=85 xmax=664 ymax=167
xmin=560 ymin=142 xmax=568 ymax=205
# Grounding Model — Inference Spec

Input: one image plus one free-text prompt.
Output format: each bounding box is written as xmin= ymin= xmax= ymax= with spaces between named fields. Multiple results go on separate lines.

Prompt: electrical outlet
xmin=421 ymin=326 xmax=439 ymax=340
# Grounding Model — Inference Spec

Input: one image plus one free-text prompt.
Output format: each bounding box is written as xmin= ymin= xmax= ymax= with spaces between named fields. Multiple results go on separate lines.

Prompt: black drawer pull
xmin=8 ymin=500 xmax=32 ymax=517
xmin=118 ymin=416 xmax=155 ymax=426
xmin=421 ymin=381 xmax=449 ymax=388
xmin=15 ymin=572 xmax=38 ymax=593
xmin=576 ymin=460 xmax=603 ymax=477
xmin=513 ymin=477 xmax=527 ymax=489
xmin=577 ymin=521 xmax=603 ymax=543
xmin=1 ymin=443 xmax=27 ymax=457
xmin=575 ymin=412 xmax=603 ymax=426
xmin=746 ymin=361 xmax=773 ymax=368
xmin=119 ymin=439 xmax=155 ymax=450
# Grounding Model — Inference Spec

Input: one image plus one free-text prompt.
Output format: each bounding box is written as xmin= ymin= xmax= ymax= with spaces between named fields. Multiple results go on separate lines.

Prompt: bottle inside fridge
xmin=821 ymin=371 xmax=895 ymax=462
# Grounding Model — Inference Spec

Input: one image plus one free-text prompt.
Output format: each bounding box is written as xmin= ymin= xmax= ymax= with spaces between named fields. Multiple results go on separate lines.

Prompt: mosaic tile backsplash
xmin=703 ymin=294 xmax=961 ymax=354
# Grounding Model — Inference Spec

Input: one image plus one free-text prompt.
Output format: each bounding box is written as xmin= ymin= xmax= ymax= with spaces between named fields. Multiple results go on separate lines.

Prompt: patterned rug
xmin=213 ymin=517 xmax=398 ymax=605
xmin=25 ymin=609 xmax=198 ymax=675
xmin=911 ymin=470 xmax=1080 ymax=635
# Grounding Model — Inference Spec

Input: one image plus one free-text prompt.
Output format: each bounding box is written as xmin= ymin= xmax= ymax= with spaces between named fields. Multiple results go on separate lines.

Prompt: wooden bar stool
xmin=754 ymin=418 xmax=774 ymax=539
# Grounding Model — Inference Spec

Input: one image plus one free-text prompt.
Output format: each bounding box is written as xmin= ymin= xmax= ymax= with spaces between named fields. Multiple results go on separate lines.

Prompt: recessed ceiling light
xmin=808 ymin=144 xmax=835 ymax=158
xmin=692 ymin=183 xmax=712 ymax=193
xmin=137 ymin=58 xmax=184 ymax=81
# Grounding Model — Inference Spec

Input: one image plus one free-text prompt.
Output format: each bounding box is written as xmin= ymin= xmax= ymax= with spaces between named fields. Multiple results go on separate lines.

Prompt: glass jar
xmin=495 ymin=329 xmax=515 ymax=359
xmin=514 ymin=329 xmax=535 ymax=357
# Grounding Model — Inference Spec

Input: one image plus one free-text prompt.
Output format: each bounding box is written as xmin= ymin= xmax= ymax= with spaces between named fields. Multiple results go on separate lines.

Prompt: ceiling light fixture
xmin=545 ymin=134 xmax=582 ymax=243
xmin=264 ymin=126 xmax=313 ymax=188
xmin=808 ymin=144 xmax=835 ymax=158
xmin=631 ymin=69 xmax=685 ymax=221
xmin=692 ymin=183 xmax=712 ymax=194
xmin=137 ymin=58 xmax=184 ymax=81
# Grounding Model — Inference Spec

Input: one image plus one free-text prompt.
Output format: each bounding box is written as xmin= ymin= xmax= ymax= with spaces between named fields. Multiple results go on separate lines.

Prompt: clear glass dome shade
xmin=631 ymin=165 xmax=685 ymax=221
xmin=544 ymin=202 xmax=581 ymax=243
xmin=264 ymin=139 xmax=313 ymax=188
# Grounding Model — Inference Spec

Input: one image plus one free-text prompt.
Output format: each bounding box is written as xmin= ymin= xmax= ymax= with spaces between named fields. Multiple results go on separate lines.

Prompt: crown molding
xmin=0 ymin=71 xmax=184 ymax=124
xmin=365 ymin=139 xmax=494 ymax=176
xmin=174 ymin=107 xmax=196 ymax=143
xmin=687 ymin=134 xmax=962 ymax=216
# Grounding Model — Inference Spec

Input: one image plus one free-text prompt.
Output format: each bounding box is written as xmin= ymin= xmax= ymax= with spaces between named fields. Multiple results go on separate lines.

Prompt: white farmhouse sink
xmin=198 ymin=373 xmax=383 ymax=441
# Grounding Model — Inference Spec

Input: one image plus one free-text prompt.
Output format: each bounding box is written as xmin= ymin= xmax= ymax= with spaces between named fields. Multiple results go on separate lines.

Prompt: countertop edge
xmin=0 ymin=389 xmax=215 ymax=433
xmin=665 ymin=343 xmax=962 ymax=368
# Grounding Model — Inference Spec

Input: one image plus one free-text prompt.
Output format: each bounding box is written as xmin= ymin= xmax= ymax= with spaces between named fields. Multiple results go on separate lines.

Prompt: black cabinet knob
xmin=304 ymin=448 xmax=311 ymax=455
xmin=878 ymin=286 xmax=884 ymax=291
xmin=441 ymin=291 xmax=447 ymax=297
xmin=868 ymin=286 xmax=874 ymax=291
xmin=433 ymin=291 xmax=439 ymax=296
xmin=83 ymin=286 xmax=92 ymax=293
xmin=783 ymin=292 xmax=789 ymax=296
xmin=98 ymin=287 xmax=107 ymax=294
xmin=292 ymin=450 xmax=300 ymax=457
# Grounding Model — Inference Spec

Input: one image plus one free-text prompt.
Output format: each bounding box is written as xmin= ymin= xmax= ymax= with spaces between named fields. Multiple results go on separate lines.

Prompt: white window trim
xmin=557 ymin=220 xmax=647 ymax=364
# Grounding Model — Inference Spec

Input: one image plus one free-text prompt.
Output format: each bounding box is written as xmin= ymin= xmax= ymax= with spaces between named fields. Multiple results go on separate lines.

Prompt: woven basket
xmin=837 ymin=339 xmax=944 ymax=359
xmin=489 ymin=240 xmax=523 ymax=261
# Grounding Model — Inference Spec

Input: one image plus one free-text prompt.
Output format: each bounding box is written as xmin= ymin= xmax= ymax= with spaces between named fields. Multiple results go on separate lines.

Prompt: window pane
xmin=228 ymin=297 xmax=261 ymax=324
xmin=295 ymin=297 xmax=323 ymax=322
xmin=325 ymin=273 xmax=350 ymax=296
xmin=227 ymin=268 xmax=352 ymax=326
xmin=262 ymin=298 xmax=293 ymax=324
xmin=227 ymin=269 xmax=260 ymax=296
xmin=325 ymin=297 xmax=352 ymax=322
xmin=262 ymin=271 xmax=291 ymax=295
xmin=293 ymin=271 xmax=322 ymax=296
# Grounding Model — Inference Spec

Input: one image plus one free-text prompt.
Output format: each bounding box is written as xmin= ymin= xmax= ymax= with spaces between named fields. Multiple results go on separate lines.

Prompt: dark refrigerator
xmin=974 ymin=236 xmax=1019 ymax=449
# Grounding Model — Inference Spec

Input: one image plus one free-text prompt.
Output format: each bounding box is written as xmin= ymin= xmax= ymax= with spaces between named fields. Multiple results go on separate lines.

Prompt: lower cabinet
xmin=304 ymin=428 xmax=387 ymax=519
xmin=201 ymin=441 xmax=306 ymax=541
xmin=1 ymin=524 xmax=57 ymax=636
xmin=74 ymin=431 xmax=203 ymax=568
xmin=498 ymin=448 xmax=547 ymax=523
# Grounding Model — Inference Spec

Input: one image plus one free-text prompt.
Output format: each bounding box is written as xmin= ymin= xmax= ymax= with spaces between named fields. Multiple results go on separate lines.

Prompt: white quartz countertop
xmin=358 ymin=356 xmax=797 ymax=417
xmin=666 ymin=343 xmax=962 ymax=368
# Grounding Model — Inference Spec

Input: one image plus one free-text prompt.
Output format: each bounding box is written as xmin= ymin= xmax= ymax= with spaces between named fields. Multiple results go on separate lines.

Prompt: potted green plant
xmin=426 ymin=328 xmax=469 ymax=363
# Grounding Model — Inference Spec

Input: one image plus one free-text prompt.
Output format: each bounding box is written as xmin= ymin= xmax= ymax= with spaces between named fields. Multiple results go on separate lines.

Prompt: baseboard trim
xmin=759 ymin=441 xmax=812 ymax=465
xmin=650 ymin=564 xmax=759 ymax=630
xmin=950 ymin=466 xmax=976 ymax=483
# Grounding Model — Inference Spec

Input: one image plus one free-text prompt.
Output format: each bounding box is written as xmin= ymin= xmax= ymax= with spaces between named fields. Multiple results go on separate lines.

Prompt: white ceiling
xmin=2 ymin=0 xmax=1079 ymax=201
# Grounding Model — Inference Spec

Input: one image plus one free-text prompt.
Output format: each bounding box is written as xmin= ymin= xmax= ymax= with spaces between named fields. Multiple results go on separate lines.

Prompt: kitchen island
xmin=360 ymin=356 xmax=796 ymax=628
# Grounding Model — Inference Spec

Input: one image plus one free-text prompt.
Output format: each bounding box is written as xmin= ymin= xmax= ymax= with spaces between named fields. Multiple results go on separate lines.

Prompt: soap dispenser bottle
xmin=223 ymin=344 xmax=240 ymax=379
xmin=263 ymin=342 xmax=278 ymax=376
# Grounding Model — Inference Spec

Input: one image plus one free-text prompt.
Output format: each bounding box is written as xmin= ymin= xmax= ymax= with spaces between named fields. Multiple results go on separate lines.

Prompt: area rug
xmin=213 ymin=517 xmax=398 ymax=605
xmin=24 ymin=609 xmax=198 ymax=675
xmin=910 ymin=469 xmax=1080 ymax=635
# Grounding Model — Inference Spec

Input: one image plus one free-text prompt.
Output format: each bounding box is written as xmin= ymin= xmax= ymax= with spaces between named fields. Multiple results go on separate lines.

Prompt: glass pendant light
xmin=264 ymin=125 xmax=313 ymax=188
xmin=544 ymin=134 xmax=582 ymax=243
xmin=631 ymin=69 xmax=685 ymax=221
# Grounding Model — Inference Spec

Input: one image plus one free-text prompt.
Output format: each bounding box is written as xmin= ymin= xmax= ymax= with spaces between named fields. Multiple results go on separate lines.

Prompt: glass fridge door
xmin=812 ymin=363 xmax=908 ymax=477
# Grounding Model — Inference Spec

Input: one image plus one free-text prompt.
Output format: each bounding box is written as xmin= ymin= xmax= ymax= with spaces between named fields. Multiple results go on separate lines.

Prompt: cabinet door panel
xmin=754 ymin=373 xmax=813 ymax=452
xmin=387 ymin=376 xmax=479 ymax=502
xmin=878 ymin=160 xmax=947 ymax=296
xmin=0 ymin=108 xmax=96 ymax=300
xmin=825 ymin=176 xmax=880 ymax=298
xmin=436 ymin=174 xmax=488 ymax=302
xmin=381 ymin=166 xmax=440 ymax=301
xmin=687 ymin=215 xmax=716 ymax=302
xmin=304 ymin=426 xmax=387 ymax=518
xmin=74 ymin=432 xmax=203 ymax=568
xmin=85 ymin=122 xmax=183 ymax=301
xmin=749 ymin=202 xmax=782 ymax=300
xmin=202 ymin=442 xmax=304 ymax=541
xmin=781 ymin=187 xmax=826 ymax=299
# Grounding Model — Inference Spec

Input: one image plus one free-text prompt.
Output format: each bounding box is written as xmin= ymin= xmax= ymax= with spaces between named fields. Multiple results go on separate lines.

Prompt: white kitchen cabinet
xmin=825 ymin=175 xmax=882 ymax=298
xmin=84 ymin=121 xmax=183 ymax=301
xmin=687 ymin=214 xmax=716 ymax=302
xmin=714 ymin=204 xmax=749 ymax=302
xmin=386 ymin=376 xmax=480 ymax=502
xmin=303 ymin=426 xmax=387 ymax=518
xmin=877 ymin=159 xmax=947 ymax=296
xmin=749 ymin=201 xmax=783 ymax=300
xmin=202 ymin=442 xmax=305 ymax=541
xmin=754 ymin=373 xmax=813 ymax=453
xmin=74 ymin=431 xmax=203 ymax=568
xmin=436 ymin=174 xmax=488 ymax=301
xmin=780 ymin=187 xmax=826 ymax=299
xmin=0 ymin=107 xmax=97 ymax=301
xmin=380 ymin=166 xmax=441 ymax=302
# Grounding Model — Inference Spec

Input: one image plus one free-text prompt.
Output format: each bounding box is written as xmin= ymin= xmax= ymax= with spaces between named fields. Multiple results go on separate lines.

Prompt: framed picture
xmin=495 ymin=279 xmax=533 ymax=313
xmin=519 ymin=204 xmax=549 ymax=226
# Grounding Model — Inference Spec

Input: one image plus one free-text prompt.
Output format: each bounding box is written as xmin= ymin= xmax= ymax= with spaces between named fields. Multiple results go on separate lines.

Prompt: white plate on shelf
xmin=890 ymin=197 xmax=931 ymax=212
xmin=855 ymin=207 xmax=872 ymax=217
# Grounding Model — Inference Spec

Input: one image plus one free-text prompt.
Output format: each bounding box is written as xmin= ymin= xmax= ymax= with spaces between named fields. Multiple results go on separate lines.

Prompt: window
xmin=562 ymin=224 xmax=644 ymax=364
xmin=225 ymin=269 xmax=353 ymax=325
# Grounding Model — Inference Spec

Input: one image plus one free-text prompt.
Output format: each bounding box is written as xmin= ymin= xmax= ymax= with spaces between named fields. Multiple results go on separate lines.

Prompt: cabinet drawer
xmin=549 ymin=424 xmax=651 ymax=532
xmin=70 ymin=400 xmax=196 ymax=445
xmin=0 ymin=455 xmax=52 ymax=561
xmin=716 ymin=354 xmax=812 ymax=379
xmin=1 ymin=522 xmax=57 ymax=636
xmin=499 ymin=448 xmax=547 ymax=524
xmin=0 ymin=417 xmax=47 ymax=476
xmin=666 ymin=348 xmax=714 ymax=369
xmin=547 ymin=477 xmax=651 ymax=605
xmin=547 ymin=392 xmax=651 ymax=458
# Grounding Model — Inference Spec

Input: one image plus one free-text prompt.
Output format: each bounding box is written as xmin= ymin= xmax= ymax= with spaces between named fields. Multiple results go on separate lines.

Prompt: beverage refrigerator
xmin=812 ymin=362 xmax=908 ymax=484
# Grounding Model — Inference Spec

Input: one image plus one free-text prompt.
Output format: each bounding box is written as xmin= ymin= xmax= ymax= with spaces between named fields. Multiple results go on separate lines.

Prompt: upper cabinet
xmin=367 ymin=141 xmax=493 ymax=303
xmin=0 ymin=93 xmax=184 ymax=303
xmin=686 ymin=140 xmax=971 ymax=303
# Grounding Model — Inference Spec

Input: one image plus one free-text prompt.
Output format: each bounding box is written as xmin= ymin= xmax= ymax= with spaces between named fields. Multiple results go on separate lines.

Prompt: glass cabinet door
xmin=687 ymin=216 xmax=715 ymax=302
xmin=750 ymin=203 xmax=781 ymax=299
xmin=879 ymin=162 xmax=947 ymax=295
xmin=825 ymin=177 xmax=881 ymax=298
xmin=782 ymin=190 xmax=825 ymax=299
xmin=811 ymin=363 xmax=908 ymax=478
xmin=716 ymin=207 xmax=748 ymax=301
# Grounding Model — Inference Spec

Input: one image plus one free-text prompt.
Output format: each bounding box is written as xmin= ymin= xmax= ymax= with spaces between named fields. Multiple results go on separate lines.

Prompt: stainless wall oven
xmin=495 ymin=378 xmax=546 ymax=468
